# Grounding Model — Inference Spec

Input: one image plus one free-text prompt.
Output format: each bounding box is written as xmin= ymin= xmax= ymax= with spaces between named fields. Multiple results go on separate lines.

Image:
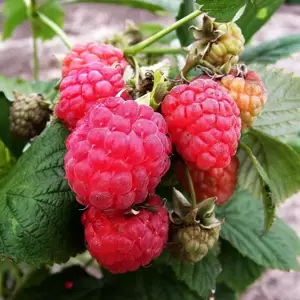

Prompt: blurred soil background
xmin=1 ymin=2 xmax=300 ymax=299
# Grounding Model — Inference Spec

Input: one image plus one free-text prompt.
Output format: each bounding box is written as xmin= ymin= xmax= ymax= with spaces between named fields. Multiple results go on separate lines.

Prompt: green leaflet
xmin=0 ymin=122 xmax=84 ymax=265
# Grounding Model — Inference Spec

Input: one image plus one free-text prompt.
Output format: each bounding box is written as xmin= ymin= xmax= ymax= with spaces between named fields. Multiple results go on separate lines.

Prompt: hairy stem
xmin=184 ymin=165 xmax=197 ymax=209
xmin=30 ymin=0 xmax=39 ymax=80
xmin=124 ymin=10 xmax=202 ymax=56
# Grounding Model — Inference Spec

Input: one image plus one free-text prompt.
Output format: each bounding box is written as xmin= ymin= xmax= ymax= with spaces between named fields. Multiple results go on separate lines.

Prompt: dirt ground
xmin=1 ymin=3 xmax=300 ymax=300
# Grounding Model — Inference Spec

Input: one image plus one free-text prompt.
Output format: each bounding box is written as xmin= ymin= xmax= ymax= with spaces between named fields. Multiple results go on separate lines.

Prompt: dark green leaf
xmin=215 ymin=283 xmax=238 ymax=300
xmin=216 ymin=188 xmax=300 ymax=270
xmin=237 ymin=0 xmax=283 ymax=42
xmin=176 ymin=0 xmax=195 ymax=47
xmin=35 ymin=0 xmax=65 ymax=41
xmin=238 ymin=129 xmax=300 ymax=203
xmin=195 ymin=0 xmax=246 ymax=22
xmin=13 ymin=266 xmax=101 ymax=300
xmin=252 ymin=65 xmax=300 ymax=142
xmin=241 ymin=34 xmax=300 ymax=64
xmin=2 ymin=0 xmax=27 ymax=40
xmin=61 ymin=0 xmax=180 ymax=14
xmin=101 ymin=266 xmax=202 ymax=300
xmin=218 ymin=240 xmax=265 ymax=293
xmin=157 ymin=250 xmax=221 ymax=298
xmin=0 ymin=122 xmax=84 ymax=265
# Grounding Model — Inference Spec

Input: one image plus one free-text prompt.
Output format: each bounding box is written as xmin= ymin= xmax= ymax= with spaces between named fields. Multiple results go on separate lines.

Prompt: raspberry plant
xmin=1 ymin=0 xmax=300 ymax=299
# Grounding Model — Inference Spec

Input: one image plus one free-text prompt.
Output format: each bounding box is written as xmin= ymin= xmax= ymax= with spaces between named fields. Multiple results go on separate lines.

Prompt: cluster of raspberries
xmin=55 ymin=42 xmax=264 ymax=273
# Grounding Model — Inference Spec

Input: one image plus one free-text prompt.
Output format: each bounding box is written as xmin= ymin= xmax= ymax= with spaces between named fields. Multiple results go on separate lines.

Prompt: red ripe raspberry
xmin=82 ymin=195 xmax=169 ymax=274
xmin=55 ymin=62 xmax=129 ymax=130
xmin=177 ymin=156 xmax=239 ymax=205
xmin=62 ymin=42 xmax=128 ymax=77
xmin=162 ymin=79 xmax=241 ymax=170
xmin=65 ymin=97 xmax=171 ymax=211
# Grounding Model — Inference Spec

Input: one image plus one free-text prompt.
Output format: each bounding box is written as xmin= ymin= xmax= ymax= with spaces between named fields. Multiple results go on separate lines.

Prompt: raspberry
xmin=204 ymin=22 xmax=244 ymax=68
xmin=9 ymin=92 xmax=50 ymax=139
xmin=82 ymin=195 xmax=169 ymax=274
xmin=62 ymin=42 xmax=128 ymax=77
xmin=169 ymin=224 xmax=220 ymax=263
xmin=220 ymin=70 xmax=266 ymax=128
xmin=162 ymin=79 xmax=241 ymax=170
xmin=55 ymin=62 xmax=129 ymax=130
xmin=177 ymin=156 xmax=239 ymax=205
xmin=65 ymin=97 xmax=171 ymax=211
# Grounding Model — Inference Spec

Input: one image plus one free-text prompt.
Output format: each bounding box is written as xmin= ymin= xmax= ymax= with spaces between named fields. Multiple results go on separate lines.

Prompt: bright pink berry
xmin=162 ymin=79 xmax=241 ymax=170
xmin=62 ymin=42 xmax=128 ymax=77
xmin=65 ymin=97 xmax=171 ymax=211
xmin=55 ymin=62 xmax=129 ymax=130
xmin=82 ymin=195 xmax=169 ymax=274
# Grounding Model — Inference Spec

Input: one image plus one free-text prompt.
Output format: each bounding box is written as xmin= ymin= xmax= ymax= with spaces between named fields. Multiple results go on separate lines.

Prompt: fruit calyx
xmin=170 ymin=188 xmax=221 ymax=229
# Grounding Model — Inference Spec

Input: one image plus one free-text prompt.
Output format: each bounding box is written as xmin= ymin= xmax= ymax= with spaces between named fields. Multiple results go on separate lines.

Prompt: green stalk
xmin=140 ymin=47 xmax=185 ymax=55
xmin=124 ymin=9 xmax=202 ymax=56
xmin=29 ymin=0 xmax=39 ymax=81
xmin=184 ymin=165 xmax=197 ymax=209
xmin=38 ymin=12 xmax=72 ymax=49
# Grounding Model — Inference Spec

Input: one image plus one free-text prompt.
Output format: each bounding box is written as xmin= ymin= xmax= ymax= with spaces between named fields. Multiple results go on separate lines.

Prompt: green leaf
xmin=215 ymin=283 xmax=238 ymax=300
xmin=2 ymin=0 xmax=27 ymax=40
xmin=0 ymin=122 xmax=84 ymax=265
xmin=176 ymin=0 xmax=195 ymax=47
xmin=240 ymin=34 xmax=300 ymax=64
xmin=237 ymin=0 xmax=283 ymax=42
xmin=0 ymin=140 xmax=15 ymax=179
xmin=61 ymin=0 xmax=181 ymax=14
xmin=0 ymin=76 xmax=57 ymax=158
xmin=218 ymin=240 xmax=265 ymax=293
xmin=238 ymin=129 xmax=300 ymax=203
xmin=157 ymin=250 xmax=221 ymax=298
xmin=252 ymin=65 xmax=300 ymax=142
xmin=216 ymin=188 xmax=300 ymax=270
xmin=101 ymin=266 xmax=202 ymax=300
xmin=239 ymin=142 xmax=275 ymax=233
xmin=35 ymin=0 xmax=65 ymax=41
xmin=195 ymin=0 xmax=246 ymax=22
xmin=13 ymin=266 xmax=101 ymax=300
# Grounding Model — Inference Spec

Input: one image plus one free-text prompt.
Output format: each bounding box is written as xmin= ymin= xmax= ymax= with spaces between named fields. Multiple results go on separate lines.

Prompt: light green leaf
xmin=215 ymin=283 xmax=238 ymax=300
xmin=157 ymin=250 xmax=221 ymax=298
xmin=2 ymin=0 xmax=27 ymax=40
xmin=252 ymin=65 xmax=300 ymax=142
xmin=195 ymin=0 xmax=246 ymax=22
xmin=238 ymin=129 xmax=300 ymax=203
xmin=0 ymin=140 xmax=15 ymax=180
xmin=216 ymin=188 xmax=300 ymax=270
xmin=239 ymin=141 xmax=275 ymax=233
xmin=237 ymin=0 xmax=283 ymax=42
xmin=176 ymin=0 xmax=195 ymax=47
xmin=35 ymin=0 xmax=65 ymax=41
xmin=218 ymin=240 xmax=265 ymax=293
xmin=61 ymin=0 xmax=180 ymax=14
xmin=0 ymin=122 xmax=84 ymax=265
xmin=241 ymin=34 xmax=300 ymax=64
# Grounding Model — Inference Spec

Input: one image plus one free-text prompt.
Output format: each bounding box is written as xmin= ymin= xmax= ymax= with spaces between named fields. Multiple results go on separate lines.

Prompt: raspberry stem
xmin=139 ymin=47 xmax=185 ymax=55
xmin=124 ymin=9 xmax=202 ymax=56
xmin=184 ymin=165 xmax=197 ymax=209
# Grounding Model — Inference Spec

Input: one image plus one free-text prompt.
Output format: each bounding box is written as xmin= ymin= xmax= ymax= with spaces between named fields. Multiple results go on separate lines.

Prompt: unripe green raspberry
xmin=10 ymin=92 xmax=51 ymax=139
xmin=204 ymin=22 xmax=244 ymax=68
xmin=170 ymin=225 xmax=220 ymax=263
